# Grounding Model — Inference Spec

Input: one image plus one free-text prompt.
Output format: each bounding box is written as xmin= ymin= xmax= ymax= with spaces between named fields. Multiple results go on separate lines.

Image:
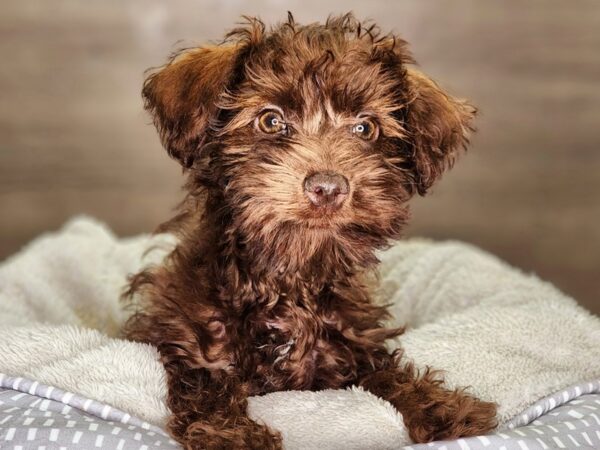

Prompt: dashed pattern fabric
xmin=0 ymin=374 xmax=179 ymax=450
xmin=407 ymin=380 xmax=600 ymax=450
xmin=1 ymin=375 xmax=600 ymax=449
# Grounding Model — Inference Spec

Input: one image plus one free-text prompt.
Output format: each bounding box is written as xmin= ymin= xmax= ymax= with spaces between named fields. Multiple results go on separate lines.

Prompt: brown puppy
xmin=124 ymin=13 xmax=497 ymax=450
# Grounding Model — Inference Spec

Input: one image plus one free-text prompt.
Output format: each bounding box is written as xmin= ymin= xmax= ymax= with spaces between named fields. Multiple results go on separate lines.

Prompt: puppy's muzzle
xmin=303 ymin=172 xmax=349 ymax=209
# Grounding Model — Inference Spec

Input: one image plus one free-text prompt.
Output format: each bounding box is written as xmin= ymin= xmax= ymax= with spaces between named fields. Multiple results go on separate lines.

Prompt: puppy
xmin=125 ymin=13 xmax=497 ymax=450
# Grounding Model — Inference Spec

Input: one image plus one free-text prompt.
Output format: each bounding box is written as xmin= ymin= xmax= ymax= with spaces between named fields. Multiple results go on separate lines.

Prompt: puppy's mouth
xmin=303 ymin=171 xmax=349 ymax=212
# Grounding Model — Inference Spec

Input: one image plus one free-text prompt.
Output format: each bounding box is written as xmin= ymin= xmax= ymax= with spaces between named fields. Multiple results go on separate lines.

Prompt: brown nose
xmin=303 ymin=172 xmax=349 ymax=208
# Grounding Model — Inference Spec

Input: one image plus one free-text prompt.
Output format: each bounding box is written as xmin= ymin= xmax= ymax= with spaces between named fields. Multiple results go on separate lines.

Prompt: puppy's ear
xmin=142 ymin=45 xmax=241 ymax=167
xmin=404 ymin=68 xmax=476 ymax=195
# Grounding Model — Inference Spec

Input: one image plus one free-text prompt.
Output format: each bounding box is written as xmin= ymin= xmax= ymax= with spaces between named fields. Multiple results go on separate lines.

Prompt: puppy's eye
xmin=352 ymin=118 xmax=378 ymax=141
xmin=257 ymin=110 xmax=287 ymax=134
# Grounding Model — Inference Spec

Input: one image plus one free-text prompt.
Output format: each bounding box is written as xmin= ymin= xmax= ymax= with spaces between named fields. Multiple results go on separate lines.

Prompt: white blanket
xmin=1 ymin=217 xmax=599 ymax=450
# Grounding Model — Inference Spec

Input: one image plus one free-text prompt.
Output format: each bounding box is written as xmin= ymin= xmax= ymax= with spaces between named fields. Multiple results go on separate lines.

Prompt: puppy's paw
xmin=178 ymin=418 xmax=283 ymax=450
xmin=407 ymin=389 xmax=498 ymax=443
xmin=441 ymin=393 xmax=498 ymax=439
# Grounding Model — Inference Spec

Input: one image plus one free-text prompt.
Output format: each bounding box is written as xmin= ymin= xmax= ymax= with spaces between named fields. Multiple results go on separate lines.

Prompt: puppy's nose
xmin=303 ymin=172 xmax=349 ymax=208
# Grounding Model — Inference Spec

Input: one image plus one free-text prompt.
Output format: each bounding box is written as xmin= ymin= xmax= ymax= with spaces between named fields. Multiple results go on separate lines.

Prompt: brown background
xmin=1 ymin=1 xmax=598 ymax=313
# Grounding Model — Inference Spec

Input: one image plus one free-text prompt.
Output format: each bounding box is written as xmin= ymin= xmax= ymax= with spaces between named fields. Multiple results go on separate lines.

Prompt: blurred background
xmin=0 ymin=0 xmax=598 ymax=313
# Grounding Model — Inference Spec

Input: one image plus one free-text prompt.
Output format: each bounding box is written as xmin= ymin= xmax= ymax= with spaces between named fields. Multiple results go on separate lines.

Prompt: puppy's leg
xmin=166 ymin=363 xmax=282 ymax=450
xmin=358 ymin=353 xmax=497 ymax=443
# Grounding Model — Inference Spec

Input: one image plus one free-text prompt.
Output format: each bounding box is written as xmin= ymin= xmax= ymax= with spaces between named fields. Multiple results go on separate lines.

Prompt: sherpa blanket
xmin=0 ymin=217 xmax=599 ymax=449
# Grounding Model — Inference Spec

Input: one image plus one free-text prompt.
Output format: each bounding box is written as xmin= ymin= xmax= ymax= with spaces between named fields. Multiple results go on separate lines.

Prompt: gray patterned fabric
xmin=1 ymin=374 xmax=600 ymax=449
xmin=0 ymin=374 xmax=178 ymax=450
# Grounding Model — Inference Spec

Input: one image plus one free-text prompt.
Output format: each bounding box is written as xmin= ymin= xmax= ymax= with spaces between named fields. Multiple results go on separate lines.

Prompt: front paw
xmin=175 ymin=417 xmax=283 ymax=450
xmin=408 ymin=389 xmax=498 ymax=443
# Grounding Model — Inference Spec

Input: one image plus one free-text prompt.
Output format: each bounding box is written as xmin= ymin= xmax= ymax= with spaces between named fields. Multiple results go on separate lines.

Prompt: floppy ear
xmin=142 ymin=45 xmax=241 ymax=167
xmin=404 ymin=68 xmax=476 ymax=195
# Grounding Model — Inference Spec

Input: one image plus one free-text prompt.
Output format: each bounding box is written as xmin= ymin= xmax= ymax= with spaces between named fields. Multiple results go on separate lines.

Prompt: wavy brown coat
xmin=124 ymin=13 xmax=497 ymax=450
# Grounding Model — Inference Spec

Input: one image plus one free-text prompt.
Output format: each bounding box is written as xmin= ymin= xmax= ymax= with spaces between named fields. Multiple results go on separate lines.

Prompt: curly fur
xmin=124 ymin=13 xmax=497 ymax=450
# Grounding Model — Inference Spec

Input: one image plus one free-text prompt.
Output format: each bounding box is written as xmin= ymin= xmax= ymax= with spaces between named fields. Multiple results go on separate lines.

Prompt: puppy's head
xmin=144 ymin=14 xmax=475 ymax=265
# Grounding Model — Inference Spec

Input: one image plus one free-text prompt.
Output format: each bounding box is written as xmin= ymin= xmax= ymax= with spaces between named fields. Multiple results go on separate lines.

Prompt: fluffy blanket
xmin=0 ymin=217 xmax=599 ymax=449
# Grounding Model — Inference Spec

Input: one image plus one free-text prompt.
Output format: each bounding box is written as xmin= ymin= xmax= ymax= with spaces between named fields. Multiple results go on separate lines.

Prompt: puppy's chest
xmin=250 ymin=313 xmax=311 ymax=360
xmin=242 ymin=308 xmax=356 ymax=392
xmin=254 ymin=322 xmax=297 ymax=365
